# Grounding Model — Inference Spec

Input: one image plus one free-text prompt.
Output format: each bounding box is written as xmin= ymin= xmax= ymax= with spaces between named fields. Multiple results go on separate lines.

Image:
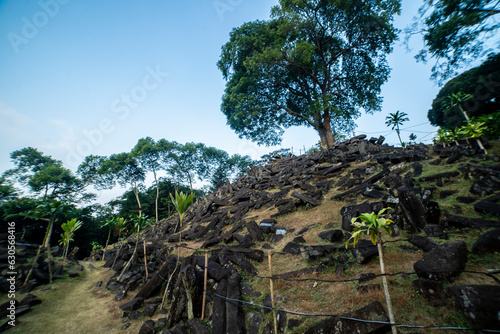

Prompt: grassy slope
xmin=4 ymin=262 xmax=144 ymax=334
xmin=5 ymin=141 xmax=500 ymax=333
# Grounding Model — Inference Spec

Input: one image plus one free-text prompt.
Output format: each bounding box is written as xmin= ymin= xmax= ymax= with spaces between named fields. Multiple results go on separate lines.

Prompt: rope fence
xmin=136 ymin=241 xmax=500 ymax=333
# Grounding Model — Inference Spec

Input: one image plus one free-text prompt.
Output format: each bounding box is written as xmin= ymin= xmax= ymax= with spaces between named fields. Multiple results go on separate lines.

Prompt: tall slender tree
xmin=385 ymin=111 xmax=410 ymax=147
xmin=132 ymin=137 xmax=163 ymax=222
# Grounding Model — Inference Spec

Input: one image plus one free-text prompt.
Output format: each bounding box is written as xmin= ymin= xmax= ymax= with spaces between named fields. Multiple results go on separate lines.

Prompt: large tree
xmin=218 ymin=0 xmax=401 ymax=149
xmin=6 ymin=147 xmax=84 ymax=201
xmin=427 ymin=53 xmax=500 ymax=129
xmin=410 ymin=0 xmax=499 ymax=83
xmin=132 ymin=137 xmax=163 ymax=222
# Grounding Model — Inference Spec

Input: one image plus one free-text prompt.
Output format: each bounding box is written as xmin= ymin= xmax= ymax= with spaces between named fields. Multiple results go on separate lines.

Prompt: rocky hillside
xmin=92 ymin=135 xmax=499 ymax=334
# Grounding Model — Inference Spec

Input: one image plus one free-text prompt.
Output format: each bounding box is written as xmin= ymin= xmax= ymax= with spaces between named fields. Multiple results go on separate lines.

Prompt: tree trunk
xmin=102 ymin=227 xmax=112 ymax=260
xmin=396 ymin=127 xmax=403 ymax=148
xmin=316 ymin=114 xmax=335 ymax=149
xmin=378 ymin=241 xmax=397 ymax=334
xmin=43 ymin=216 xmax=55 ymax=249
xmin=153 ymin=168 xmax=159 ymax=222
xmin=458 ymin=106 xmax=470 ymax=122
xmin=133 ymin=184 xmax=142 ymax=217
xmin=118 ymin=235 xmax=139 ymax=281
xmin=475 ymin=138 xmax=488 ymax=154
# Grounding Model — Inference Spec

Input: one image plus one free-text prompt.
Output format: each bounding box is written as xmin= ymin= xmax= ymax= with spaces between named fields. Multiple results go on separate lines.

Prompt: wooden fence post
xmin=268 ymin=252 xmax=278 ymax=334
xmin=201 ymin=251 xmax=208 ymax=320
xmin=143 ymin=240 xmax=148 ymax=277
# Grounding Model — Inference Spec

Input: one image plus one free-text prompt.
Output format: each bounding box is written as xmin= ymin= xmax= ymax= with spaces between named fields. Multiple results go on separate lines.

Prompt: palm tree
xmin=385 ymin=111 xmax=409 ymax=147
xmin=118 ymin=215 xmax=150 ymax=281
xmin=111 ymin=218 xmax=128 ymax=268
xmin=59 ymin=218 xmax=83 ymax=261
xmin=460 ymin=121 xmax=488 ymax=154
xmin=101 ymin=217 xmax=116 ymax=260
xmin=446 ymin=91 xmax=487 ymax=154
xmin=161 ymin=190 xmax=195 ymax=310
xmin=447 ymin=91 xmax=473 ymax=123
xmin=347 ymin=208 xmax=397 ymax=334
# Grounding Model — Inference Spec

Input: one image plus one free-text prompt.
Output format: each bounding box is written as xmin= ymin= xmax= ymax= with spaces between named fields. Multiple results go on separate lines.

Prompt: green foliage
xmin=0 ymin=175 xmax=17 ymax=202
xmin=411 ymin=0 xmax=500 ymax=82
xmin=218 ymin=0 xmax=401 ymax=148
xmin=460 ymin=121 xmax=487 ymax=139
xmin=6 ymin=147 xmax=85 ymax=201
xmin=90 ymin=241 xmax=102 ymax=250
xmin=131 ymin=214 xmax=151 ymax=240
xmin=59 ymin=218 xmax=83 ymax=260
xmin=470 ymin=111 xmax=500 ymax=139
xmin=346 ymin=208 xmax=393 ymax=248
xmin=169 ymin=190 xmax=195 ymax=225
xmin=427 ymin=53 xmax=500 ymax=129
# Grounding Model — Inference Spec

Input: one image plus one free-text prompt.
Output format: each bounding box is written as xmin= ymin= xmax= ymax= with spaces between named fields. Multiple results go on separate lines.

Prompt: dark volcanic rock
xmin=350 ymin=239 xmax=378 ymax=264
xmin=304 ymin=301 xmax=390 ymax=334
xmin=444 ymin=214 xmax=500 ymax=229
xmin=474 ymin=198 xmax=500 ymax=217
xmin=423 ymin=224 xmax=448 ymax=239
xmin=186 ymin=318 xmax=210 ymax=334
xmin=340 ymin=202 xmax=384 ymax=232
xmin=300 ymin=245 xmax=338 ymax=261
xmin=119 ymin=297 xmax=143 ymax=311
xmin=448 ymin=285 xmax=500 ymax=331
xmin=139 ymin=320 xmax=156 ymax=334
xmin=411 ymin=279 xmax=448 ymax=307
xmin=282 ymin=242 xmax=302 ymax=255
xmin=472 ymin=228 xmax=500 ymax=254
xmin=414 ymin=240 xmax=468 ymax=282
xmin=397 ymin=187 xmax=435 ymax=233
xmin=407 ymin=236 xmax=439 ymax=252
xmin=318 ymin=229 xmax=344 ymax=243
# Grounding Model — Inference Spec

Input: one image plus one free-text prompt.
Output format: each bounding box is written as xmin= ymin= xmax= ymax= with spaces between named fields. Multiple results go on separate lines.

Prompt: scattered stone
xmin=303 ymin=301 xmax=390 ymax=334
xmin=411 ymin=279 xmax=448 ymax=307
xmin=156 ymin=318 xmax=167 ymax=331
xmin=358 ymin=273 xmax=376 ymax=283
xmin=440 ymin=190 xmax=458 ymax=199
xmin=471 ymin=228 xmax=500 ymax=254
xmin=423 ymin=225 xmax=448 ymax=240
xmin=448 ymin=285 xmax=500 ymax=330
xmin=456 ymin=196 xmax=477 ymax=204
xmin=119 ymin=297 xmax=143 ymax=312
xmin=186 ymin=318 xmax=210 ymax=334
xmin=143 ymin=303 xmax=157 ymax=317
xmin=139 ymin=320 xmax=156 ymax=334
xmin=444 ymin=214 xmax=500 ymax=229
xmin=350 ymin=239 xmax=378 ymax=264
xmin=128 ymin=310 xmax=142 ymax=320
xmin=288 ymin=319 xmax=302 ymax=330
xmin=474 ymin=198 xmax=500 ymax=217
xmin=318 ymin=229 xmax=344 ymax=243
xmin=67 ymin=268 xmax=79 ymax=278
xmin=247 ymin=313 xmax=264 ymax=334
xmin=356 ymin=284 xmax=381 ymax=293
xmin=414 ymin=240 xmax=468 ymax=282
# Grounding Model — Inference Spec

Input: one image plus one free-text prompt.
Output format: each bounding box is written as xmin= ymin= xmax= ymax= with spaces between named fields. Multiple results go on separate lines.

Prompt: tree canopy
xmin=427 ymin=53 xmax=500 ymax=129
xmin=410 ymin=0 xmax=499 ymax=83
xmin=218 ymin=0 xmax=401 ymax=149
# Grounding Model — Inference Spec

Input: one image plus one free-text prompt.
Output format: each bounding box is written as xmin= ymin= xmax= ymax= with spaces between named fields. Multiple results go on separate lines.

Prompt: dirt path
xmin=7 ymin=262 xmax=142 ymax=334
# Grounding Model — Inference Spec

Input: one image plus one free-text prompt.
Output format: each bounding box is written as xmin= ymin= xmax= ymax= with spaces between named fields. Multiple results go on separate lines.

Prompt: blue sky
xmin=0 ymin=0 xmax=477 ymax=201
